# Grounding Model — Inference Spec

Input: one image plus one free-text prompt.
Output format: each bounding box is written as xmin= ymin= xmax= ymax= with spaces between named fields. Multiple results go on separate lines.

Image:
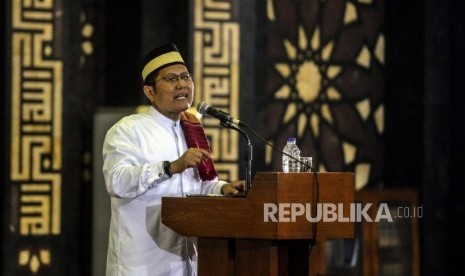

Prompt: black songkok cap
xmin=141 ymin=43 xmax=186 ymax=82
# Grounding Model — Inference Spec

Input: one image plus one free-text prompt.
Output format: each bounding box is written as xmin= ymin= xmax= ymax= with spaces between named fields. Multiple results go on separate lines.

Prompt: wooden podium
xmin=162 ymin=172 xmax=354 ymax=275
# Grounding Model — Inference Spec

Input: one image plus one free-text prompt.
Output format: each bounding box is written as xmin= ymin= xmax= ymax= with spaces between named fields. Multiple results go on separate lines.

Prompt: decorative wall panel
xmin=4 ymin=0 xmax=98 ymax=274
xmin=8 ymin=0 xmax=63 ymax=274
xmin=265 ymin=0 xmax=384 ymax=189
xmin=193 ymin=0 xmax=241 ymax=181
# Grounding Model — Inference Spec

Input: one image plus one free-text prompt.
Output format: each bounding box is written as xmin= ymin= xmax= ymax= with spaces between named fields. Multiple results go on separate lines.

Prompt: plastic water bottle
xmin=282 ymin=138 xmax=301 ymax=172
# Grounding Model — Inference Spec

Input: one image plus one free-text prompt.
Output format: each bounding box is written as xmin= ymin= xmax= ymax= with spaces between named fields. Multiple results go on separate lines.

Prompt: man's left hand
xmin=221 ymin=180 xmax=245 ymax=195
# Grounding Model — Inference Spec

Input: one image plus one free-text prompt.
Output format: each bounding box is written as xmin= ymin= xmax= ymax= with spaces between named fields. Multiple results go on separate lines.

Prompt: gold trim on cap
xmin=142 ymin=51 xmax=185 ymax=81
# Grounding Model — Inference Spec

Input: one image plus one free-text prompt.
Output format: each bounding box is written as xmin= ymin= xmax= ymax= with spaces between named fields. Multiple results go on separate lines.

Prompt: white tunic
xmin=102 ymin=106 xmax=225 ymax=276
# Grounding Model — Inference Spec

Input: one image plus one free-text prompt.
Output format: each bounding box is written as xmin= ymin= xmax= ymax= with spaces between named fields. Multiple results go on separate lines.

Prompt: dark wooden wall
xmin=386 ymin=1 xmax=465 ymax=275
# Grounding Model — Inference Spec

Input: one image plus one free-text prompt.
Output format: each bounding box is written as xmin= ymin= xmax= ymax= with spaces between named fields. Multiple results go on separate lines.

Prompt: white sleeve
xmin=102 ymin=121 xmax=169 ymax=198
xmin=200 ymin=178 xmax=228 ymax=195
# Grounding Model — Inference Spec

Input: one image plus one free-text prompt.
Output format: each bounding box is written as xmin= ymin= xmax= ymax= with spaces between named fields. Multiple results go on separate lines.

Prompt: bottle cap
xmin=287 ymin=137 xmax=296 ymax=143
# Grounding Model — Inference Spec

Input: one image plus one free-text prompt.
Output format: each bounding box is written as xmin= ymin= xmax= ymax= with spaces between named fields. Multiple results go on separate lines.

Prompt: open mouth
xmin=174 ymin=93 xmax=188 ymax=100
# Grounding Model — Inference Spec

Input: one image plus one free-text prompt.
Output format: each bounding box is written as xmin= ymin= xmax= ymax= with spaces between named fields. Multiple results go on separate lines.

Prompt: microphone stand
xmin=220 ymin=122 xmax=252 ymax=193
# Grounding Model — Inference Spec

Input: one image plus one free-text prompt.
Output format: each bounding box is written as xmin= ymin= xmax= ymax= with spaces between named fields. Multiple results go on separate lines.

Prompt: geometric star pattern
xmin=265 ymin=0 xmax=385 ymax=189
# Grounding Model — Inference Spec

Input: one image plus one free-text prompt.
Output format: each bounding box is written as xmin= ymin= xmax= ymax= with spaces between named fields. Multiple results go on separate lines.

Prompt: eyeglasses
xmin=156 ymin=72 xmax=193 ymax=84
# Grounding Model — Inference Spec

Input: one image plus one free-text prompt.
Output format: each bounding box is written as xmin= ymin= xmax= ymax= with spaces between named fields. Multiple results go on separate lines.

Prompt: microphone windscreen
xmin=196 ymin=101 xmax=208 ymax=114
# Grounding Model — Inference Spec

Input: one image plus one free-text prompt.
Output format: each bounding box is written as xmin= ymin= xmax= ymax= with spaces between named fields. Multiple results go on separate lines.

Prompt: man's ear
xmin=143 ymin=85 xmax=155 ymax=103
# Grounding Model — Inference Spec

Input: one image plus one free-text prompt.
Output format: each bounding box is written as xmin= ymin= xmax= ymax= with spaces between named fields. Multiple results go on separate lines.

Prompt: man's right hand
xmin=169 ymin=148 xmax=213 ymax=175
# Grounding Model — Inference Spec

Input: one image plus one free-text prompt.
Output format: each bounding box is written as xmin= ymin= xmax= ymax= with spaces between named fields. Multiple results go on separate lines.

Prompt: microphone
xmin=196 ymin=101 xmax=247 ymax=127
